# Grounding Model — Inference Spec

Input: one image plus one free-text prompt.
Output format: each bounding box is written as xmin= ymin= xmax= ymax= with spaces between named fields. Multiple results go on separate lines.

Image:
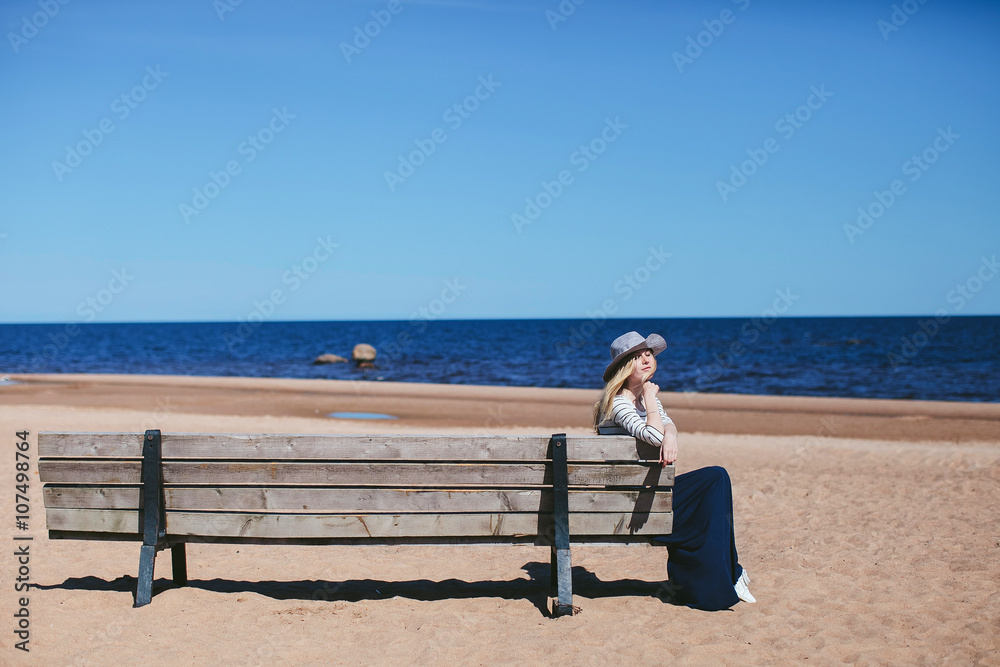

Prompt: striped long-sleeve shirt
xmin=611 ymin=394 xmax=674 ymax=446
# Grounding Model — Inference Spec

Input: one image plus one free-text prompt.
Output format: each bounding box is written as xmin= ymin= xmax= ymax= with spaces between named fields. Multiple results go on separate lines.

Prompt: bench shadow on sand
xmin=37 ymin=561 xmax=679 ymax=618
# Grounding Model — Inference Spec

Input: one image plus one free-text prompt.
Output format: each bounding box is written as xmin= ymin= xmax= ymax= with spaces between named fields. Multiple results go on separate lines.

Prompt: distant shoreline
xmin=7 ymin=372 xmax=999 ymax=442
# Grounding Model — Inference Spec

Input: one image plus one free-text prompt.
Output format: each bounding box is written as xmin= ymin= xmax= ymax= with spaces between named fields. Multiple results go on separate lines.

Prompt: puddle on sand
xmin=328 ymin=412 xmax=397 ymax=420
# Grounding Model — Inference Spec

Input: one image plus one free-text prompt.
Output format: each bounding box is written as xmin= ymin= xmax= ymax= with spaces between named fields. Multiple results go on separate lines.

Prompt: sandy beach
xmin=2 ymin=373 xmax=998 ymax=665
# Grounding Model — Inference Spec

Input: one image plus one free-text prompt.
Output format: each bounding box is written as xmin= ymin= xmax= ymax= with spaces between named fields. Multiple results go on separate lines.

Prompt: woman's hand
xmin=659 ymin=433 xmax=678 ymax=466
xmin=643 ymin=380 xmax=660 ymax=397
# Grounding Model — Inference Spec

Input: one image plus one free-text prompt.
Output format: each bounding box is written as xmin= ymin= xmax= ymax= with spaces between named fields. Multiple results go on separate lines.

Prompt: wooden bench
xmin=38 ymin=429 xmax=673 ymax=616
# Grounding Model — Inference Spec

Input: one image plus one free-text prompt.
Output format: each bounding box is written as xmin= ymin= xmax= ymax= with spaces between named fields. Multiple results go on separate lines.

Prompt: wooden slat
xmin=39 ymin=461 xmax=672 ymax=487
xmin=38 ymin=432 xmax=143 ymax=458
xmin=45 ymin=509 xmax=673 ymax=538
xmin=46 ymin=508 xmax=138 ymax=534
xmin=45 ymin=532 xmax=657 ymax=547
xmin=44 ymin=486 xmax=138 ymax=510
xmin=44 ymin=486 xmax=671 ymax=513
xmin=39 ymin=432 xmax=660 ymax=461
xmin=40 ymin=461 xmax=138 ymax=484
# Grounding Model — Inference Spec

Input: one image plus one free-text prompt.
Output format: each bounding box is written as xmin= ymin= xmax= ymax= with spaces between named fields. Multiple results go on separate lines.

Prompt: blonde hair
xmin=592 ymin=351 xmax=657 ymax=431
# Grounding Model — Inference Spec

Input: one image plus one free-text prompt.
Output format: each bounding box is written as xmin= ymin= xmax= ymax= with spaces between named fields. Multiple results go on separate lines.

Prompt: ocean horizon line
xmin=2 ymin=314 xmax=998 ymax=326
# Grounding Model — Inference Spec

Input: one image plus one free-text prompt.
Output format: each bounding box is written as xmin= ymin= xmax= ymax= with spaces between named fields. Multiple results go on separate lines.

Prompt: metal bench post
xmin=549 ymin=433 xmax=573 ymax=617
xmin=171 ymin=544 xmax=187 ymax=587
xmin=135 ymin=429 xmax=165 ymax=607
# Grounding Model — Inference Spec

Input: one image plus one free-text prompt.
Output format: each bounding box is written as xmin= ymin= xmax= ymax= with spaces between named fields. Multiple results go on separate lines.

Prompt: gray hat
xmin=603 ymin=331 xmax=667 ymax=382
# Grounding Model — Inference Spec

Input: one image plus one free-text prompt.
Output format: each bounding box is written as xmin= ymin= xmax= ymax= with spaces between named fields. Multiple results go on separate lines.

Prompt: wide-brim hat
xmin=603 ymin=331 xmax=667 ymax=382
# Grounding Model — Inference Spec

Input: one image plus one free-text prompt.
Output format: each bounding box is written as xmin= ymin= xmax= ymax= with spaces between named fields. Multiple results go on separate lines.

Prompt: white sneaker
xmin=735 ymin=569 xmax=756 ymax=604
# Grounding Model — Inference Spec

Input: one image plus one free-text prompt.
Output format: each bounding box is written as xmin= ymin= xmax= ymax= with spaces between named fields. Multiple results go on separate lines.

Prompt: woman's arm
xmin=655 ymin=396 xmax=674 ymax=428
xmin=657 ymin=401 xmax=678 ymax=465
xmin=659 ymin=427 xmax=678 ymax=465
xmin=650 ymin=394 xmax=677 ymax=465
xmin=643 ymin=382 xmax=664 ymax=436
xmin=611 ymin=395 xmax=666 ymax=446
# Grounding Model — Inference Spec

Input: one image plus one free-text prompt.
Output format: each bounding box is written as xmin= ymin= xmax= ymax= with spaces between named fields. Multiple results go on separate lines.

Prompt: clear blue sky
xmin=2 ymin=0 xmax=998 ymax=323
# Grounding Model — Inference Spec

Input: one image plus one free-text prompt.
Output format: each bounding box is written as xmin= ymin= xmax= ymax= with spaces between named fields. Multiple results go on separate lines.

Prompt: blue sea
xmin=0 ymin=317 xmax=997 ymax=403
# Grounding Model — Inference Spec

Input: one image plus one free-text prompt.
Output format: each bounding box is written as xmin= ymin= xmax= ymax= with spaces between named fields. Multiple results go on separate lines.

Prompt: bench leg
xmin=549 ymin=434 xmax=574 ymax=617
xmin=135 ymin=544 xmax=157 ymax=608
xmin=552 ymin=547 xmax=573 ymax=616
xmin=171 ymin=544 xmax=187 ymax=587
xmin=136 ymin=429 xmax=164 ymax=608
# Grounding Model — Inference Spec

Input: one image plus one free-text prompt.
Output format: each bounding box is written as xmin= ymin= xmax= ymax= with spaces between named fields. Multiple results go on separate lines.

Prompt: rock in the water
xmin=352 ymin=344 xmax=377 ymax=362
xmin=313 ymin=354 xmax=347 ymax=365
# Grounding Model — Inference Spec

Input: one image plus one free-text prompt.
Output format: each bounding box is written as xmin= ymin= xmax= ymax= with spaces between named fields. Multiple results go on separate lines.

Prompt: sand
xmin=2 ymin=373 xmax=998 ymax=665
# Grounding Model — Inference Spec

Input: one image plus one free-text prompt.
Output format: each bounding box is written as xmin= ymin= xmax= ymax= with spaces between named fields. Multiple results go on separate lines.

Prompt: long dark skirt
xmin=652 ymin=465 xmax=743 ymax=611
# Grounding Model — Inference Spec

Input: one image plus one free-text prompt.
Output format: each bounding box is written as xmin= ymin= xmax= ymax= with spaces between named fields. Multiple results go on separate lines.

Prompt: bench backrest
xmin=39 ymin=432 xmax=673 ymax=545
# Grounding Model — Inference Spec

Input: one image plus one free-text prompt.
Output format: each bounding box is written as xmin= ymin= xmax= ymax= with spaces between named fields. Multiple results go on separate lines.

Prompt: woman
xmin=593 ymin=331 xmax=755 ymax=610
